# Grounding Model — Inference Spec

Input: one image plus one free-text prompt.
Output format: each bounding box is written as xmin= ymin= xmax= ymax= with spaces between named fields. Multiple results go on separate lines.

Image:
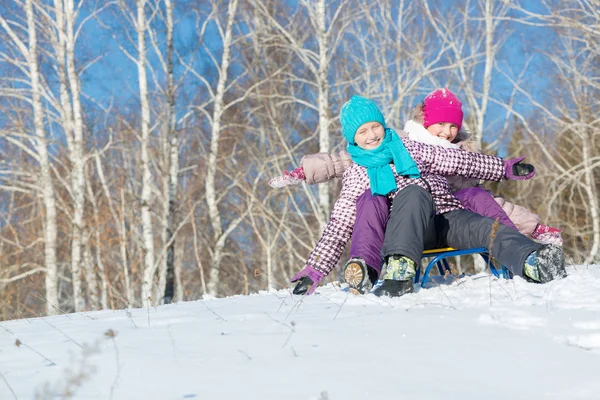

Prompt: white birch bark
xmin=51 ymin=0 xmax=86 ymax=311
xmin=205 ymin=0 xmax=239 ymax=296
xmin=63 ymin=0 xmax=87 ymax=312
xmin=316 ymin=0 xmax=330 ymax=228
xmin=25 ymin=0 xmax=60 ymax=315
xmin=471 ymin=1 xmax=495 ymax=273
xmin=136 ymin=0 xmax=157 ymax=306
xmin=475 ymin=0 xmax=495 ymax=140
xmin=82 ymin=234 xmax=98 ymax=309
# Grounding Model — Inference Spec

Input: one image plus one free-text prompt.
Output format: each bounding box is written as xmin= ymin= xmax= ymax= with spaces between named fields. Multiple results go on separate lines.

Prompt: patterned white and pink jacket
xmin=305 ymin=137 xmax=506 ymax=276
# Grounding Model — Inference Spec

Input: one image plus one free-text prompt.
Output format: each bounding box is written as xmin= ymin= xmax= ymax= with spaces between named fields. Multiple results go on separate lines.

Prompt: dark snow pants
xmin=381 ymin=185 xmax=542 ymax=277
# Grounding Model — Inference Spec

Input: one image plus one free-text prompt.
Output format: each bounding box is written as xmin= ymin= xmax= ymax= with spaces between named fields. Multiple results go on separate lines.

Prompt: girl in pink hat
xmin=405 ymin=88 xmax=561 ymax=246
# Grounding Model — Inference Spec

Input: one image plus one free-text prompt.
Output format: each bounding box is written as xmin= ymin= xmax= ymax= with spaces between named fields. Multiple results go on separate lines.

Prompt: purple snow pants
xmin=350 ymin=189 xmax=389 ymax=273
xmin=453 ymin=187 xmax=519 ymax=231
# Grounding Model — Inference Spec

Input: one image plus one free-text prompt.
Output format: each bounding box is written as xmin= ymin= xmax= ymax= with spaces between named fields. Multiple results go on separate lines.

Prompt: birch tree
xmin=195 ymin=0 xmax=241 ymax=296
xmin=315 ymin=0 xmax=331 ymax=223
xmin=0 ymin=0 xmax=61 ymax=314
xmin=49 ymin=0 xmax=87 ymax=311
xmin=145 ymin=0 xmax=179 ymax=304
xmin=115 ymin=0 xmax=157 ymax=305
xmin=137 ymin=0 xmax=156 ymax=306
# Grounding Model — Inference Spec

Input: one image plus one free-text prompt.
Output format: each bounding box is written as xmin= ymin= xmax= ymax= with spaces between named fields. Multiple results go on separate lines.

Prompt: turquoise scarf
xmin=346 ymin=128 xmax=420 ymax=196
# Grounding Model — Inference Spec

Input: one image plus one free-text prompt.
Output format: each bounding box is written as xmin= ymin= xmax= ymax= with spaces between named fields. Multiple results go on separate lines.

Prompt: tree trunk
xmin=64 ymin=0 xmax=87 ymax=312
xmin=205 ymin=0 xmax=239 ymax=296
xmin=25 ymin=0 xmax=60 ymax=315
xmin=82 ymin=234 xmax=98 ymax=310
xmin=53 ymin=0 xmax=86 ymax=311
xmin=95 ymin=154 xmax=132 ymax=307
xmin=86 ymin=166 xmax=110 ymax=309
xmin=191 ymin=211 xmax=207 ymax=296
xmin=162 ymin=0 xmax=178 ymax=304
xmin=580 ymin=128 xmax=600 ymax=262
xmin=316 ymin=0 xmax=330 ymax=230
xmin=137 ymin=0 xmax=157 ymax=306
xmin=174 ymin=232 xmax=185 ymax=302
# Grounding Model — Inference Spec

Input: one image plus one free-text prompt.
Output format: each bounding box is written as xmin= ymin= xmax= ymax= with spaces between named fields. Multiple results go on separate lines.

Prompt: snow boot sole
xmin=343 ymin=258 xmax=373 ymax=295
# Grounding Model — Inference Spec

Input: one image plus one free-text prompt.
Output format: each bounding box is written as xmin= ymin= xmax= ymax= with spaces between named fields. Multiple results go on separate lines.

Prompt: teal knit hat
xmin=340 ymin=95 xmax=386 ymax=144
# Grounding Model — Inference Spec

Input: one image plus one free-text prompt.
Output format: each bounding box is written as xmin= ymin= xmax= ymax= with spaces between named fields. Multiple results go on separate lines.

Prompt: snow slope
xmin=2 ymin=265 xmax=600 ymax=400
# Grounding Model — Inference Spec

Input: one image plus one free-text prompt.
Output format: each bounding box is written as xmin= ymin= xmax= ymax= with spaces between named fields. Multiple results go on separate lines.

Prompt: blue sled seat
xmin=417 ymin=247 xmax=511 ymax=288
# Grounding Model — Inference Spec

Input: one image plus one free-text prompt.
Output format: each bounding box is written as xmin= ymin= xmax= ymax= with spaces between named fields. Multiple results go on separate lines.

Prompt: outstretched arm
xmin=269 ymin=150 xmax=353 ymax=188
xmin=402 ymin=138 xmax=535 ymax=182
xmin=302 ymin=150 xmax=353 ymax=184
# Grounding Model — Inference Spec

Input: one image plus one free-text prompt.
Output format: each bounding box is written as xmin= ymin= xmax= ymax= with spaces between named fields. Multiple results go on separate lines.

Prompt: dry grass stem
xmin=40 ymin=319 xmax=82 ymax=349
xmin=0 ymin=370 xmax=18 ymax=400
xmin=488 ymin=218 xmax=500 ymax=306
xmin=15 ymin=339 xmax=56 ymax=366
xmin=199 ymin=300 xmax=227 ymax=322
xmin=105 ymin=329 xmax=121 ymax=400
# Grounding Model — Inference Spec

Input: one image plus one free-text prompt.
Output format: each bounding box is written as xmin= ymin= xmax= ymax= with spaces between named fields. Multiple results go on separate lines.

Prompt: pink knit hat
xmin=423 ymin=88 xmax=463 ymax=130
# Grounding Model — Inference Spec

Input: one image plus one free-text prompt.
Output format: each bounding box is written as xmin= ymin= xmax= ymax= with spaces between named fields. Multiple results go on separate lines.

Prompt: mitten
xmin=531 ymin=224 xmax=563 ymax=246
xmin=504 ymin=156 xmax=535 ymax=180
xmin=269 ymin=166 xmax=306 ymax=188
xmin=290 ymin=265 xmax=324 ymax=295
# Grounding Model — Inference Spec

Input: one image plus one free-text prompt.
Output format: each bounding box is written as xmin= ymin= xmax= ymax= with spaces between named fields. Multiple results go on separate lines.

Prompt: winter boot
xmin=523 ymin=244 xmax=567 ymax=283
xmin=371 ymin=279 xmax=414 ymax=297
xmin=371 ymin=255 xmax=416 ymax=297
xmin=343 ymin=257 xmax=377 ymax=295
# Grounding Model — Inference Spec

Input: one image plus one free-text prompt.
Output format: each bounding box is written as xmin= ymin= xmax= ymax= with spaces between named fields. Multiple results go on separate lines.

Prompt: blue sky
xmin=0 ymin=0 xmax=562 ymax=158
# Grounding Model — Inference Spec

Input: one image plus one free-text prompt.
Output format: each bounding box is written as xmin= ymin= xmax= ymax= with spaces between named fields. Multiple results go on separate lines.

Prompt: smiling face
xmin=354 ymin=121 xmax=385 ymax=150
xmin=425 ymin=122 xmax=459 ymax=142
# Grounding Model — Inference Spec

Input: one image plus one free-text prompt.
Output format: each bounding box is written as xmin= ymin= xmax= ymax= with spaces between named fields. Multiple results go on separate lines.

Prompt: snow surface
xmin=2 ymin=265 xmax=600 ymax=400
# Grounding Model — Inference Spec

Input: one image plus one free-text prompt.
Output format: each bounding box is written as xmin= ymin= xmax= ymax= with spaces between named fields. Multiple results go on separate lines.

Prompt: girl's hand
xmin=290 ymin=265 xmax=324 ymax=295
xmin=505 ymin=156 xmax=535 ymax=180
xmin=269 ymin=166 xmax=306 ymax=188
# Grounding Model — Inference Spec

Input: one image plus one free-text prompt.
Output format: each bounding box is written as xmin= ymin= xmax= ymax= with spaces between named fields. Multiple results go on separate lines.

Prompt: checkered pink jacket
xmin=306 ymin=137 xmax=506 ymax=276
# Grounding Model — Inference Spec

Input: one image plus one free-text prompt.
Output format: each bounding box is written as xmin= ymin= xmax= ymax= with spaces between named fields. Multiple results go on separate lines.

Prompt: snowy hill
xmin=2 ymin=265 xmax=600 ymax=400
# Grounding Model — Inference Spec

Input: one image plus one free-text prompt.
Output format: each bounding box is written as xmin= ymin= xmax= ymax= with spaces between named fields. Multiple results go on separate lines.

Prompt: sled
xmin=418 ymin=247 xmax=511 ymax=288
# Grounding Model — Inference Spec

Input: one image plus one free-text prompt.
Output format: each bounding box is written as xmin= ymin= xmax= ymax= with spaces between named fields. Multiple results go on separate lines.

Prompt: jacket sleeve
xmin=301 ymin=150 xmax=353 ymax=185
xmin=494 ymin=197 xmax=540 ymax=236
xmin=304 ymin=166 xmax=366 ymax=276
xmin=403 ymin=137 xmax=505 ymax=182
